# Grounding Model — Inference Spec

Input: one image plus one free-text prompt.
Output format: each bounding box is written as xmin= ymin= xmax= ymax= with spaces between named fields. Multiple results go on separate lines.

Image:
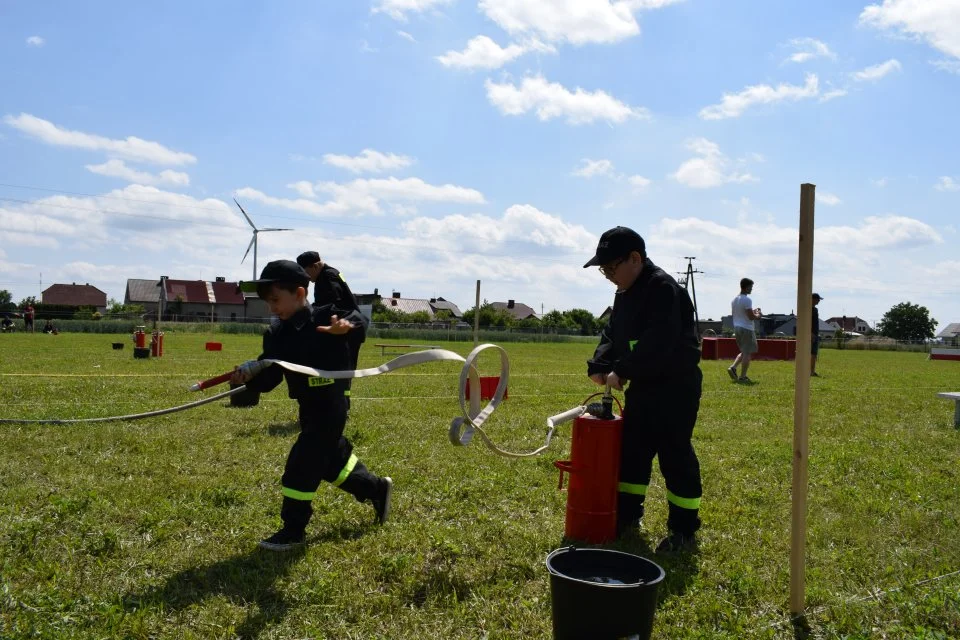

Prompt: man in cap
xmin=296 ymin=251 xmax=368 ymax=411
xmin=585 ymin=226 xmax=704 ymax=552
xmin=811 ymin=293 xmax=823 ymax=376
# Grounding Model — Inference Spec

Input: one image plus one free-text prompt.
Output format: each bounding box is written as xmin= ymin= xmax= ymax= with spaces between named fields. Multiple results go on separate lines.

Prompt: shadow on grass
xmin=122 ymin=546 xmax=305 ymax=639
xmin=266 ymin=422 xmax=300 ymax=437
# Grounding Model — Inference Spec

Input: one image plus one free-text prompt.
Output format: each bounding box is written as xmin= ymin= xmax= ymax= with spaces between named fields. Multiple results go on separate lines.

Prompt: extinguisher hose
xmin=0 ymin=344 xmax=560 ymax=459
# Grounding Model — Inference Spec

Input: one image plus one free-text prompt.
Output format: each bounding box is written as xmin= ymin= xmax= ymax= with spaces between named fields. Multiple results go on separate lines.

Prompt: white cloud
xmin=239 ymin=176 xmax=486 ymax=217
xmin=871 ymin=177 xmax=889 ymax=187
xmin=360 ymin=40 xmax=379 ymax=53
xmin=436 ymin=35 xmax=556 ymax=70
xmin=322 ymin=149 xmax=415 ymax=173
xmin=437 ymin=36 xmax=527 ymax=69
xmin=397 ymin=30 xmax=417 ymax=42
xmin=287 ymin=181 xmax=317 ymax=198
xmin=784 ymin=37 xmax=835 ymax=64
xmin=403 ymin=204 xmax=596 ymax=252
xmin=859 ymin=1 xmax=960 ymax=61
xmin=699 ymin=73 xmax=820 ymax=120
xmin=485 ymin=75 xmax=648 ymax=124
xmin=373 ymin=0 xmax=452 ymax=21
xmin=931 ymin=58 xmax=960 ymax=74
xmin=671 ymin=138 xmax=758 ymax=188
xmin=26 ymin=36 xmax=45 ymax=47
xmin=85 ymin=159 xmax=190 ymax=186
xmin=572 ymin=158 xmax=615 ymax=178
xmin=935 ymin=176 xmax=960 ymax=192
xmin=819 ymin=215 xmax=942 ymax=249
xmin=479 ymin=0 xmax=640 ymax=45
xmin=3 ymin=113 xmax=196 ymax=166
xmin=817 ymin=191 xmax=841 ymax=205
xmin=820 ymin=88 xmax=848 ymax=102
xmin=628 ymin=175 xmax=651 ymax=190
xmin=852 ymin=58 xmax=901 ymax=81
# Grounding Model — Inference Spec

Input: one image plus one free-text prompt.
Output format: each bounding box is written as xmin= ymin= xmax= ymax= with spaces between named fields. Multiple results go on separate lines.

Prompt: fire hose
xmin=0 ymin=344 xmax=599 ymax=459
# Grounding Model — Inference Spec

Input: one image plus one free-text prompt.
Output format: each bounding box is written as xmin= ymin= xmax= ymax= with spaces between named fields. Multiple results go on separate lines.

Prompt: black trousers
xmin=344 ymin=333 xmax=364 ymax=412
xmin=618 ymin=369 xmax=703 ymax=535
xmin=279 ymin=403 xmax=382 ymax=531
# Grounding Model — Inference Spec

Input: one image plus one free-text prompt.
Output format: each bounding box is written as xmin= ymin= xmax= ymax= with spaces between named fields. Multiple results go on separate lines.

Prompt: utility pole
xmin=681 ymin=257 xmax=703 ymax=338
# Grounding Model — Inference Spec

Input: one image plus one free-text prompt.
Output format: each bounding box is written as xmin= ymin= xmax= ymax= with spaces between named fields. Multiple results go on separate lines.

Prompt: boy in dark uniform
xmin=296 ymin=251 xmax=367 ymax=411
xmin=235 ymin=260 xmax=392 ymax=551
xmin=584 ymin=227 xmax=704 ymax=552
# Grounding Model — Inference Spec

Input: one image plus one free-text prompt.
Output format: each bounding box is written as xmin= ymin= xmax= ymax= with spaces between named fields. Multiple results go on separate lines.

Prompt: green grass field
xmin=1 ymin=333 xmax=959 ymax=639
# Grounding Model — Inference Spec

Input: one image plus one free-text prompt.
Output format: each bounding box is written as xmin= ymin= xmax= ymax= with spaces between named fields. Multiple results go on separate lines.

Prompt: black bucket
xmin=546 ymin=546 xmax=664 ymax=640
xmin=229 ymin=383 xmax=261 ymax=408
xmin=112 ymin=343 xmax=124 ymax=350
xmin=133 ymin=347 xmax=151 ymax=359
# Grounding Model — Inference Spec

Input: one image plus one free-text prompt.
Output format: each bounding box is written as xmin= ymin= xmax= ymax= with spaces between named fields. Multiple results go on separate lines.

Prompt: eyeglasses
xmin=598 ymin=257 xmax=626 ymax=277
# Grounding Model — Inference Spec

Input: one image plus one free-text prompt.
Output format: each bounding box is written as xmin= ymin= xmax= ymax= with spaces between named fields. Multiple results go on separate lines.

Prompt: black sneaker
xmin=258 ymin=527 xmax=305 ymax=552
xmin=726 ymin=366 xmax=738 ymax=381
xmin=372 ymin=477 xmax=393 ymax=525
xmin=655 ymin=531 xmax=697 ymax=553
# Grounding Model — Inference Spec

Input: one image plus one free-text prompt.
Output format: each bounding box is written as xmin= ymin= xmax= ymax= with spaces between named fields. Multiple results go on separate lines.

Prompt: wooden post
xmin=791 ymin=183 xmax=816 ymax=616
xmin=473 ymin=280 xmax=480 ymax=348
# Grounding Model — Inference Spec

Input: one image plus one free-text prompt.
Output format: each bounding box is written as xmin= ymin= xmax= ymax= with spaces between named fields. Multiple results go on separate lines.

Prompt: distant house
xmin=376 ymin=291 xmax=463 ymax=321
xmin=772 ymin=315 xmax=837 ymax=339
xmin=491 ymin=299 xmax=538 ymax=321
xmin=383 ymin=291 xmax=435 ymax=318
xmin=827 ymin=316 xmax=871 ymax=333
xmin=42 ymin=283 xmax=107 ymax=312
xmin=124 ymin=277 xmax=268 ymax=322
xmin=430 ymin=296 xmax=463 ymax=319
xmin=937 ymin=323 xmax=960 ymax=346
xmin=124 ymin=279 xmax=161 ymax=316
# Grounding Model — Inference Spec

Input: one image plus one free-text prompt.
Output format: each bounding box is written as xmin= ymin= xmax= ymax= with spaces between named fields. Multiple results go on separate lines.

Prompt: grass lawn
xmin=1 ymin=333 xmax=959 ymax=639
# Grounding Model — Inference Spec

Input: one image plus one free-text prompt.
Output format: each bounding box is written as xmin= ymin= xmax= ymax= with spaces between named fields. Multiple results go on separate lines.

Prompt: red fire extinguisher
xmin=553 ymin=389 xmax=623 ymax=544
xmin=133 ymin=326 xmax=146 ymax=349
xmin=151 ymin=330 xmax=164 ymax=357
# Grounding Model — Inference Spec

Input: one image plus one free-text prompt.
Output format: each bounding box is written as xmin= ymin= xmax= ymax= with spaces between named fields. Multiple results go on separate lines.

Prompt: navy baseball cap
xmin=296 ymin=251 xmax=321 ymax=267
xmin=583 ymin=226 xmax=646 ymax=268
xmin=239 ymin=260 xmax=311 ymax=293
xmin=812 ymin=293 xmax=824 ymax=300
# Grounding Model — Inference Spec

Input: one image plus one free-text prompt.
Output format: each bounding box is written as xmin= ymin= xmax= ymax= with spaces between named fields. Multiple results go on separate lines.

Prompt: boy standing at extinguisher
xmin=584 ymin=227 xmax=704 ymax=553
xmin=234 ymin=260 xmax=392 ymax=551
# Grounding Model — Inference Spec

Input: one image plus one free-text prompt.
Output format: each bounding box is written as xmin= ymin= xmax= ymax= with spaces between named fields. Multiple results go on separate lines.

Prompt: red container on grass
xmin=464 ymin=376 xmax=507 ymax=401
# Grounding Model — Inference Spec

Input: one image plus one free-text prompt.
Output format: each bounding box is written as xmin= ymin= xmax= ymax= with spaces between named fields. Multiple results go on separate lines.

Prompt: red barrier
xmin=701 ymin=337 xmax=796 ymax=361
xmin=205 ymin=342 xmax=222 ymax=351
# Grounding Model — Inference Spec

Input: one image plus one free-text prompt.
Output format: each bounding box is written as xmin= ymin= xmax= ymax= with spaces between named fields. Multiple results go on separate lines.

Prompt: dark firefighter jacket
xmin=313 ymin=265 xmax=368 ymax=335
xmin=587 ymin=258 xmax=701 ymax=389
xmin=245 ymin=304 xmax=365 ymax=405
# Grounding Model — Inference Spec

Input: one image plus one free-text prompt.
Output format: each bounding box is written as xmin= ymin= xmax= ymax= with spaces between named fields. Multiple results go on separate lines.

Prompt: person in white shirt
xmin=728 ymin=278 xmax=762 ymax=382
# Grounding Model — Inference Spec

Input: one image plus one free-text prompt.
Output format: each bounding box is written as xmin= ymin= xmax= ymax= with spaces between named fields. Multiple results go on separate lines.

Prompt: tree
xmin=564 ymin=308 xmax=598 ymax=335
xmin=0 ymin=290 xmax=13 ymax=311
xmin=18 ymin=296 xmax=37 ymax=310
xmin=876 ymin=302 xmax=937 ymax=342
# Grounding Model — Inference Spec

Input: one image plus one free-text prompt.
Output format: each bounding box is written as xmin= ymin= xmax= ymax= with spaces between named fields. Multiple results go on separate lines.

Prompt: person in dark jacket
xmin=296 ymin=251 xmax=367 ymax=411
xmin=584 ymin=226 xmax=703 ymax=552
xmin=234 ymin=260 xmax=391 ymax=551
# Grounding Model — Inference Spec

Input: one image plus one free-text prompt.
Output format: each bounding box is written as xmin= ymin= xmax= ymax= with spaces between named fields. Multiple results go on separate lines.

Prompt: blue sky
xmin=1 ymin=0 xmax=958 ymax=330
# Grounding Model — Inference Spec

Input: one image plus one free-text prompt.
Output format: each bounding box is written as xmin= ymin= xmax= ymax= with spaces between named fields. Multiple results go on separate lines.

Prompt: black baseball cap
xmin=239 ymin=259 xmax=311 ymax=293
xmin=812 ymin=293 xmax=824 ymax=300
xmin=583 ymin=226 xmax=646 ymax=268
xmin=296 ymin=251 xmax=321 ymax=267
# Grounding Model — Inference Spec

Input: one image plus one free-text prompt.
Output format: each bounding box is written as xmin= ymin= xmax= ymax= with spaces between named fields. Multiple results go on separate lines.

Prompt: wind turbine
xmin=234 ymin=198 xmax=293 ymax=280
